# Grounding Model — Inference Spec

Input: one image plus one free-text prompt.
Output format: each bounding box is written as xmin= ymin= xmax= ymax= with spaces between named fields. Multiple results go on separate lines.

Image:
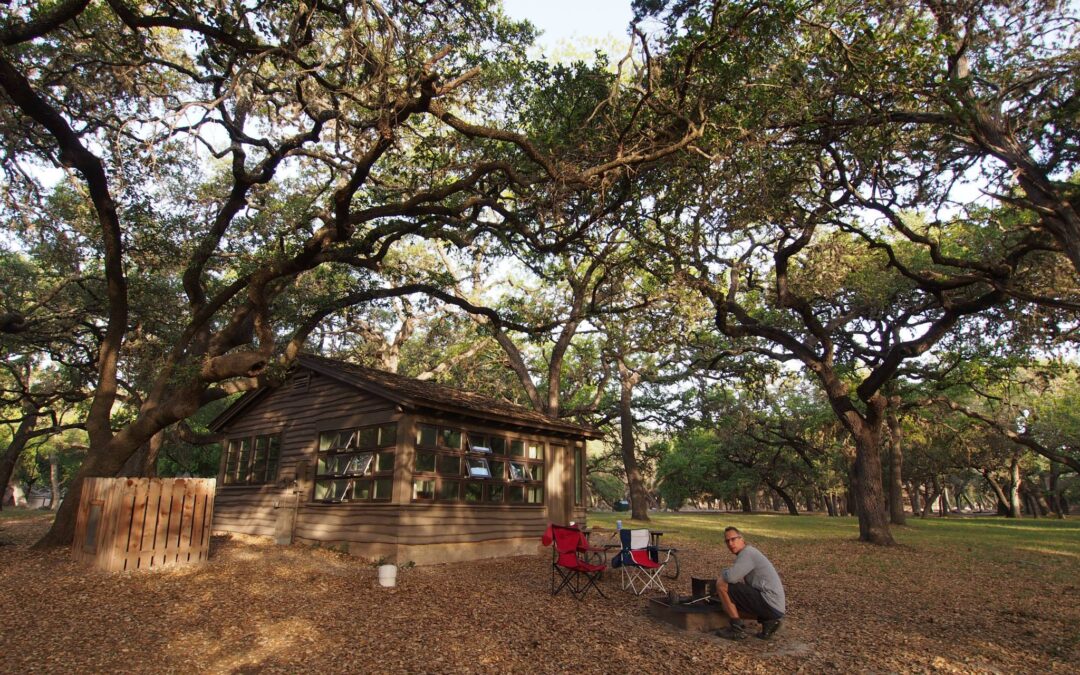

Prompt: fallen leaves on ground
xmin=1 ymin=514 xmax=1076 ymax=674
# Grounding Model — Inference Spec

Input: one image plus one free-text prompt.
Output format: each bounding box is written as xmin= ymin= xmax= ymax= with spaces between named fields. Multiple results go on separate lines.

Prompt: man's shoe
xmin=716 ymin=619 xmax=749 ymax=641
xmin=756 ymin=618 xmax=783 ymax=640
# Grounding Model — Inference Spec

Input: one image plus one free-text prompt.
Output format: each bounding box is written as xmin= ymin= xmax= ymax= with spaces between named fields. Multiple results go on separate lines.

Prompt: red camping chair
xmin=610 ymin=528 xmax=667 ymax=595
xmin=542 ymin=524 xmax=607 ymax=600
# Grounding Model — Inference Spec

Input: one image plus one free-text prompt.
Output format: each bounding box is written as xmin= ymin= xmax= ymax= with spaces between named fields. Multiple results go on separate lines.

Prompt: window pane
xmin=466 ymin=457 xmax=490 ymax=479
xmin=412 ymin=479 xmax=435 ymax=500
xmin=319 ymin=431 xmax=337 ymax=451
xmin=508 ymin=485 xmax=525 ymax=503
xmin=489 ymin=437 xmax=506 ymax=455
xmin=224 ymin=440 xmax=240 ymax=484
xmin=530 ymin=464 xmax=544 ymax=481
xmin=489 ymin=460 xmax=505 ymax=480
xmin=528 ymin=443 xmax=544 ymax=460
xmin=437 ymin=454 xmax=461 ymax=476
xmin=343 ymin=453 xmax=373 ymax=476
xmin=376 ymin=451 xmax=394 ymax=472
xmin=237 ymin=438 xmax=252 ymax=483
xmin=509 ymin=462 xmax=526 ymax=481
xmin=316 ymin=455 xmax=334 ymax=476
xmin=510 ymin=440 xmax=525 ymax=457
xmin=464 ymin=482 xmax=483 ymax=503
xmin=341 ymin=430 xmax=360 ymax=449
xmin=441 ymin=428 xmax=462 ymax=449
xmin=415 ymin=451 xmax=436 ymax=473
xmin=417 ymin=425 xmax=437 ymax=447
xmin=527 ymin=486 xmax=544 ymax=504
xmin=359 ymin=427 xmax=378 ymax=448
xmin=353 ymin=479 xmax=372 ymax=500
xmin=467 ymin=434 xmax=492 ymax=453
xmin=438 ymin=480 xmax=460 ymax=501
xmin=319 ymin=454 xmax=368 ymax=476
xmin=315 ymin=479 xmax=350 ymax=501
xmin=379 ymin=423 xmax=397 ymax=446
xmin=266 ymin=437 xmax=280 ymax=483
xmin=487 ymin=484 xmax=504 ymax=503
xmin=252 ymin=436 xmax=269 ymax=482
xmin=373 ymin=478 xmax=393 ymax=500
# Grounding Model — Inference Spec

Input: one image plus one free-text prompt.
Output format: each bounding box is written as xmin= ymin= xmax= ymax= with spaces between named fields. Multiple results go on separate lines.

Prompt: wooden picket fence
xmin=72 ymin=477 xmax=216 ymax=572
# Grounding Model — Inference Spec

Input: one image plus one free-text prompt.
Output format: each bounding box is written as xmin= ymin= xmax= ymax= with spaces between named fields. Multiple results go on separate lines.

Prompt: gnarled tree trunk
xmin=616 ymin=358 xmax=649 ymax=522
xmin=847 ymin=419 xmax=894 ymax=543
xmin=48 ymin=451 xmax=62 ymax=510
xmin=0 ymin=410 xmax=39 ymax=511
xmin=921 ymin=478 xmax=942 ymax=518
xmin=764 ymin=479 xmax=799 ymax=515
xmin=980 ymin=468 xmax=1015 ymax=517
xmin=906 ymin=480 xmax=920 ymax=516
xmin=885 ymin=403 xmax=906 ymax=525
xmin=1008 ymin=458 xmax=1023 ymax=519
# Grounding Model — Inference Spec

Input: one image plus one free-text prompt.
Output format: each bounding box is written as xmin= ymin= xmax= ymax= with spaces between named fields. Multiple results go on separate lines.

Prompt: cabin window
xmin=223 ymin=433 xmax=280 ymax=485
xmin=411 ymin=423 xmax=544 ymax=506
xmin=314 ymin=422 xmax=397 ymax=503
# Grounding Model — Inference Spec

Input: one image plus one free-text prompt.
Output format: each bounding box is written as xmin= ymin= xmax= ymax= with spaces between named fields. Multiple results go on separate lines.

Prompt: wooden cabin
xmin=209 ymin=354 xmax=600 ymax=565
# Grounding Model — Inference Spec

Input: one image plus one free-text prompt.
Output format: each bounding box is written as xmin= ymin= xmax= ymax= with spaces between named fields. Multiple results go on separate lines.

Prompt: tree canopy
xmin=1 ymin=0 xmax=1077 ymax=544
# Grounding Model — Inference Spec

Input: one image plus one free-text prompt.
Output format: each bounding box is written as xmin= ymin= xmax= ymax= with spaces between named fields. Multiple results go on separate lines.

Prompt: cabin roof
xmin=210 ymin=354 xmax=603 ymax=439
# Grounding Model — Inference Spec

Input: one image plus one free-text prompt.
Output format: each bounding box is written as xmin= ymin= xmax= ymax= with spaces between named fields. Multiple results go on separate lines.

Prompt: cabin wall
xmin=214 ymin=370 xmax=591 ymax=564
xmin=214 ymin=372 xmax=398 ymax=539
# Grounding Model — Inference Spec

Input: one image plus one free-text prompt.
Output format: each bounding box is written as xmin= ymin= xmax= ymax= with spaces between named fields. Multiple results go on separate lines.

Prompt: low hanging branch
xmin=933 ymin=398 xmax=1080 ymax=473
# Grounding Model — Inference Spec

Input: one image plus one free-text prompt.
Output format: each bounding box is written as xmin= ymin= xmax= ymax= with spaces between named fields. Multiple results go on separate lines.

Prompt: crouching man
xmin=715 ymin=526 xmax=786 ymax=640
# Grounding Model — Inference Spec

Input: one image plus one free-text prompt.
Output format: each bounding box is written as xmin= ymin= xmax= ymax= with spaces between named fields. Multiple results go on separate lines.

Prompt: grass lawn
xmin=591 ymin=509 xmax=1080 ymax=551
xmin=1 ymin=510 xmax=1077 ymax=673
xmin=591 ymin=510 xmax=1080 ymax=564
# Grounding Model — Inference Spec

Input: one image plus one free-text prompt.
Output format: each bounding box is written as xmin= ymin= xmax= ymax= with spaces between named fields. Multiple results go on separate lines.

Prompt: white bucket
xmin=378 ymin=563 xmax=397 ymax=588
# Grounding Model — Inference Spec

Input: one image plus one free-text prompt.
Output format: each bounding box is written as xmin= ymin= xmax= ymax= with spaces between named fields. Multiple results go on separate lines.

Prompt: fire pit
xmin=647 ymin=578 xmax=734 ymax=632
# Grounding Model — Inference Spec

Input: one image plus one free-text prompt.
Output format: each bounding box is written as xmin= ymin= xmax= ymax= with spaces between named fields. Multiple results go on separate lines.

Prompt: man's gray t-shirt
xmin=722 ymin=544 xmax=786 ymax=616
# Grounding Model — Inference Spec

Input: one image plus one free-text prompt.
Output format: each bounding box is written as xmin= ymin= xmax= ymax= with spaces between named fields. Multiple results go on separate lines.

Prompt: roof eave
xmin=298 ymin=355 xmax=602 ymax=439
xmin=207 ymin=387 xmax=270 ymax=432
xmin=412 ymin=401 xmax=603 ymax=439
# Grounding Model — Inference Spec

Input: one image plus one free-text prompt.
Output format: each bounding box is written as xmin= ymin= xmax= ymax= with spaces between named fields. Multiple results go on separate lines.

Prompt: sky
xmin=501 ymin=0 xmax=636 ymax=59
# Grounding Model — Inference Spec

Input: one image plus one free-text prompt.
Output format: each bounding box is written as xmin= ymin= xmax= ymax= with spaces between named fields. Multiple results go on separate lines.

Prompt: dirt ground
xmin=1 ymin=514 xmax=1077 ymax=674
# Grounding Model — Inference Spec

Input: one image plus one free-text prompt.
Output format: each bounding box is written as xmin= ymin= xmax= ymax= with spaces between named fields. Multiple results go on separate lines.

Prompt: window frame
xmin=412 ymin=424 xmax=544 ymax=506
xmin=222 ymin=432 xmax=281 ymax=486
xmin=313 ymin=422 xmax=397 ymax=503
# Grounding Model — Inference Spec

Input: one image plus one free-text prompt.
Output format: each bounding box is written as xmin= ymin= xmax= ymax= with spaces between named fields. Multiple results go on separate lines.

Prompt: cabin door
xmin=549 ymin=444 xmax=572 ymax=525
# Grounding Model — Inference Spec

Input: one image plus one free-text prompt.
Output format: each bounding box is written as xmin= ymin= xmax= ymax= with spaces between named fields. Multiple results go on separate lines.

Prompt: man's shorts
xmin=727 ymin=581 xmax=783 ymax=621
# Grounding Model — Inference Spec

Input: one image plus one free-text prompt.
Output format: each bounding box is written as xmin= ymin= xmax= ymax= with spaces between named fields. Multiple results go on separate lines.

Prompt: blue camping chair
xmin=610 ymin=528 xmax=667 ymax=595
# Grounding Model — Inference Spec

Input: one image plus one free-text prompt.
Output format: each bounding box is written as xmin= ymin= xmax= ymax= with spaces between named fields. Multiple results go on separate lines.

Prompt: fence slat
xmin=178 ymin=481 xmax=196 ymax=562
xmin=163 ymin=480 xmax=186 ymax=567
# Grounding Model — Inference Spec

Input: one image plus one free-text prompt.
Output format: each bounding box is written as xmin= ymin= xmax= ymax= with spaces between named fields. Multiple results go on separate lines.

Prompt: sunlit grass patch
xmin=589 ymin=510 xmax=860 ymax=546
xmin=588 ymin=510 xmax=1080 ymax=562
